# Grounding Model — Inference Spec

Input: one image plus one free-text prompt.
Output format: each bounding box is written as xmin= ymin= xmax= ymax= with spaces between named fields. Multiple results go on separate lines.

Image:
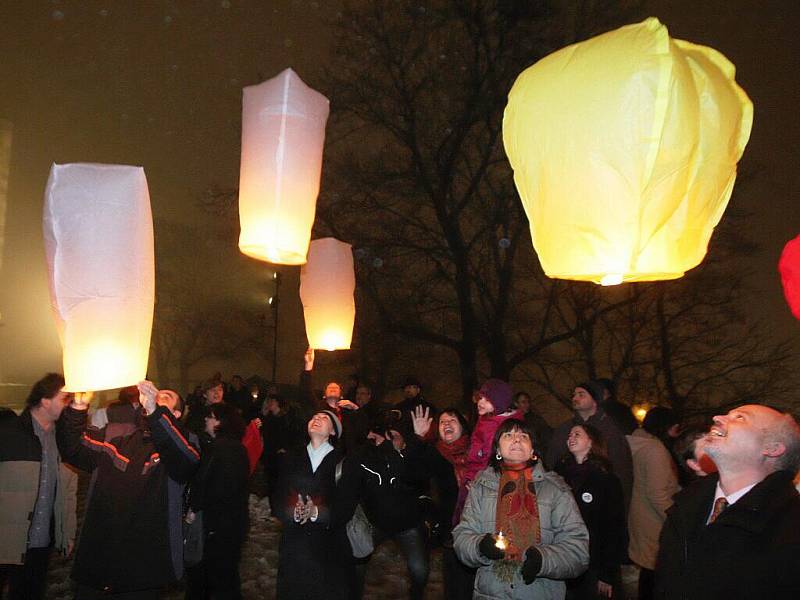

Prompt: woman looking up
xmin=453 ymin=419 xmax=589 ymax=599
xmin=555 ymin=424 xmax=626 ymax=599
xmin=275 ymin=409 xmax=345 ymax=600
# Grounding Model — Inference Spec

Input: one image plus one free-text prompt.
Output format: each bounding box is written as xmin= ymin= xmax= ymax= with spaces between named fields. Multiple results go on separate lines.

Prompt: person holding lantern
xmin=453 ymin=418 xmax=589 ymax=598
xmin=56 ymin=381 xmax=200 ymax=599
xmin=300 ymin=347 xmax=363 ymax=452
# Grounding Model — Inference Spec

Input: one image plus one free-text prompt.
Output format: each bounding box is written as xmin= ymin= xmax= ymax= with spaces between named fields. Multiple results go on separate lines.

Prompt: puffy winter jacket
xmin=0 ymin=410 xmax=77 ymax=564
xmin=453 ymin=463 xmax=589 ymax=600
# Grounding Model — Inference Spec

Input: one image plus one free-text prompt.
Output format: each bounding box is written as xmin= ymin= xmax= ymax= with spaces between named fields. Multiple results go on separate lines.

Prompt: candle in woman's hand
xmin=495 ymin=531 xmax=507 ymax=551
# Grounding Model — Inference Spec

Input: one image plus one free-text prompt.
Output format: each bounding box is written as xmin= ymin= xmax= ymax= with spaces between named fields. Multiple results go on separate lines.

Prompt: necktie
xmin=709 ymin=497 xmax=729 ymax=524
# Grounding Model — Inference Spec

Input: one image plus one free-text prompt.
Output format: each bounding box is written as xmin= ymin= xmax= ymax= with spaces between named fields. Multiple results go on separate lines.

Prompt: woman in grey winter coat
xmin=453 ymin=419 xmax=589 ymax=600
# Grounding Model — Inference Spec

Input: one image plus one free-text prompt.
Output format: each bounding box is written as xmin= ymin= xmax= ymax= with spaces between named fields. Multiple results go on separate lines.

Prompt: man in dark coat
xmin=57 ymin=382 xmax=200 ymax=599
xmin=546 ymin=380 xmax=633 ymax=509
xmin=654 ymin=404 xmax=800 ymax=599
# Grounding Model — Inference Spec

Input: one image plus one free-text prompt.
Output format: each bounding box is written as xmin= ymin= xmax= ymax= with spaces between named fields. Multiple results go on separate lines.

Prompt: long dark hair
xmin=489 ymin=418 xmax=537 ymax=472
xmin=208 ymin=403 xmax=245 ymax=441
xmin=559 ymin=423 xmax=612 ymax=473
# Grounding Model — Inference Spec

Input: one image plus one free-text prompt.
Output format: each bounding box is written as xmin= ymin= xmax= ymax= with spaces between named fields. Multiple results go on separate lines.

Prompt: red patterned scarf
xmin=495 ymin=461 xmax=541 ymax=561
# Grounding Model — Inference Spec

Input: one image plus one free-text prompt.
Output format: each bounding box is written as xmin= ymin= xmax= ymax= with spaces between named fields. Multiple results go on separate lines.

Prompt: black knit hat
xmin=576 ymin=381 xmax=605 ymax=406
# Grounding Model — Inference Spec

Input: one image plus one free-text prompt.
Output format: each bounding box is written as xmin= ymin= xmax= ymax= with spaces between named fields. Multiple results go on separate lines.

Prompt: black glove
xmin=521 ymin=547 xmax=542 ymax=585
xmin=478 ymin=533 xmax=505 ymax=561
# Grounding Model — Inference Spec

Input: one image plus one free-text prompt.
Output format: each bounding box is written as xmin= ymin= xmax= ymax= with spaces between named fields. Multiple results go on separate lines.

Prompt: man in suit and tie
xmin=655 ymin=404 xmax=800 ymax=599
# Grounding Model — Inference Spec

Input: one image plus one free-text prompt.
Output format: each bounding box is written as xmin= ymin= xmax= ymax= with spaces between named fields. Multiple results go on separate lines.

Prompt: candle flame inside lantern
xmin=495 ymin=531 xmax=507 ymax=551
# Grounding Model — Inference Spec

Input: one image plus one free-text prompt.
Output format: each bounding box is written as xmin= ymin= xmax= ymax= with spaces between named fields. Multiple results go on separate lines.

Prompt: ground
xmin=44 ymin=471 xmax=445 ymax=600
xmin=43 ymin=472 xmax=640 ymax=599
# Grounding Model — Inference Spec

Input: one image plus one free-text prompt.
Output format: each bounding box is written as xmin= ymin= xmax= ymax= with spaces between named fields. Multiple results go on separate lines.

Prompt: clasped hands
xmin=293 ymin=493 xmax=319 ymax=524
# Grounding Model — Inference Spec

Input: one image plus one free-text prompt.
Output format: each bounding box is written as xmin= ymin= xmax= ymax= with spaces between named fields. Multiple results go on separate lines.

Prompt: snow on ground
xmin=44 ymin=471 xmax=636 ymax=599
xmin=45 ymin=491 xmax=444 ymax=600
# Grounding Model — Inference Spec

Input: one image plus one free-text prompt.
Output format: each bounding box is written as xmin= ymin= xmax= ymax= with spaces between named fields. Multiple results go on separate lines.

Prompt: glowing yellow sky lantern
xmin=238 ymin=68 xmax=330 ymax=265
xmin=503 ymin=17 xmax=753 ymax=285
xmin=300 ymin=238 xmax=355 ymax=351
xmin=43 ymin=163 xmax=154 ymax=392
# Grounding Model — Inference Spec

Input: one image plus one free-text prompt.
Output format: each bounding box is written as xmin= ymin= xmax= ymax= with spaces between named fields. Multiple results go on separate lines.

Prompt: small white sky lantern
xmin=238 ymin=68 xmax=330 ymax=265
xmin=503 ymin=17 xmax=753 ymax=285
xmin=300 ymin=238 xmax=355 ymax=351
xmin=43 ymin=163 xmax=154 ymax=392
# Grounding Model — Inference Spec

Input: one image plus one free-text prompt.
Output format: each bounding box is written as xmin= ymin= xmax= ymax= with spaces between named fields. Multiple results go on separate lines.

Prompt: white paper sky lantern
xmin=300 ymin=238 xmax=355 ymax=351
xmin=238 ymin=68 xmax=330 ymax=265
xmin=43 ymin=163 xmax=154 ymax=392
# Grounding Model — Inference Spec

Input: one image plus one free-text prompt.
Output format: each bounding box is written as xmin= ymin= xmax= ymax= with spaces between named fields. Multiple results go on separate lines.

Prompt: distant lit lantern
xmin=503 ymin=17 xmax=753 ymax=285
xmin=299 ymin=238 xmax=355 ymax=351
xmin=779 ymin=234 xmax=800 ymax=320
xmin=43 ymin=163 xmax=154 ymax=392
xmin=238 ymin=68 xmax=330 ymax=265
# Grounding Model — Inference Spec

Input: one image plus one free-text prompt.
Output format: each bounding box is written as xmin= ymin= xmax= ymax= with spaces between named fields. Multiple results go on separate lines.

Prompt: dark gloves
xmin=521 ymin=547 xmax=542 ymax=584
xmin=478 ymin=533 xmax=506 ymax=560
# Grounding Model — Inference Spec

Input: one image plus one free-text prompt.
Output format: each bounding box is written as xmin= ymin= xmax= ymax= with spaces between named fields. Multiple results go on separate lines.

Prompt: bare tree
xmin=317 ymin=0 xmax=644 ymax=401
xmin=150 ymin=220 xmax=271 ymax=392
xmin=516 ymin=206 xmax=798 ymax=415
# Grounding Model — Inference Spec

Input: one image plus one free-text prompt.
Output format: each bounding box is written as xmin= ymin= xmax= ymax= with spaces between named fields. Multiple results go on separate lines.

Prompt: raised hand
xmin=137 ymin=380 xmax=159 ymax=415
xmin=411 ymin=405 xmax=432 ymax=438
xmin=303 ymin=347 xmax=315 ymax=371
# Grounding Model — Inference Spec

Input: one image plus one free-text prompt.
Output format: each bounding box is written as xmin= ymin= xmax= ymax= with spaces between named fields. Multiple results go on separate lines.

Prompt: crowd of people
xmin=1 ymin=358 xmax=800 ymax=599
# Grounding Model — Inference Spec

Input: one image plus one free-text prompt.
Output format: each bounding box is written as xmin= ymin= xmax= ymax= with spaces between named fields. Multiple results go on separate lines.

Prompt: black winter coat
xmin=57 ymin=406 xmax=200 ymax=594
xmin=546 ymin=409 xmax=633 ymax=510
xmin=189 ymin=435 xmax=250 ymax=546
xmin=655 ymin=470 xmax=800 ymax=599
xmin=275 ymin=444 xmax=347 ymax=600
xmin=556 ymin=458 xmax=627 ymax=585
xmin=335 ymin=438 xmax=436 ymax=536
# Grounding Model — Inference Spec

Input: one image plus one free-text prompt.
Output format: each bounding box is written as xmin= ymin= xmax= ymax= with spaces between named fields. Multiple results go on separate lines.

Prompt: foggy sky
xmin=0 ymin=1 xmax=797 ymax=403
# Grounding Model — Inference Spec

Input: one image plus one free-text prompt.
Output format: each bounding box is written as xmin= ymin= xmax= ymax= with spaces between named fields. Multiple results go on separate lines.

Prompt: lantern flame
xmin=600 ymin=273 xmax=624 ymax=287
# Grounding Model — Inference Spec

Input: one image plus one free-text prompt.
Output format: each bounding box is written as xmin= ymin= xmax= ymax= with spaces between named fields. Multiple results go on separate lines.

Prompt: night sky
xmin=0 ymin=1 xmax=797 ymax=402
